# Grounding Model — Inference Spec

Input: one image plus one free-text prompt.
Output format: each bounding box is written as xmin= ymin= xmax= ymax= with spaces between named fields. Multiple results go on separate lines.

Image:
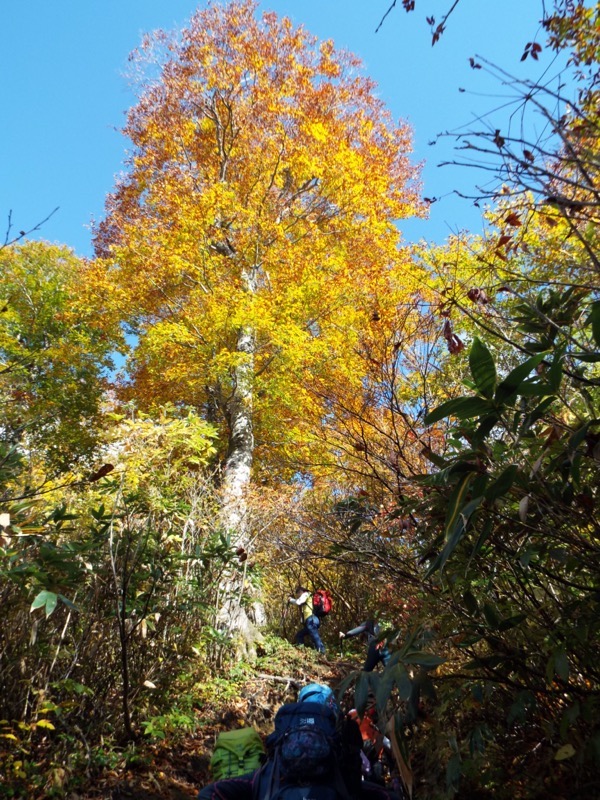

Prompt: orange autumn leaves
xmin=94 ymin=0 xmax=427 ymax=479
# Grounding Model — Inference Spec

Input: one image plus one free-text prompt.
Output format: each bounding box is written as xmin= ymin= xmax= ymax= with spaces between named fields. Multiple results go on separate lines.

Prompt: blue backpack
xmin=252 ymin=701 xmax=351 ymax=800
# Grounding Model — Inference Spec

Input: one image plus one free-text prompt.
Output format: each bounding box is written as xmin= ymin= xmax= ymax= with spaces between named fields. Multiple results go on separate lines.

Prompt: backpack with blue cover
xmin=298 ymin=683 xmax=338 ymax=711
xmin=252 ymin=700 xmax=354 ymax=800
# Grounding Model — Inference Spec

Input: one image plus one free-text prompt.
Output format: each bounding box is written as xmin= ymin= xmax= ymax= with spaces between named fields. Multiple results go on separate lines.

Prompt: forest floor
xmin=77 ymin=643 xmax=355 ymax=800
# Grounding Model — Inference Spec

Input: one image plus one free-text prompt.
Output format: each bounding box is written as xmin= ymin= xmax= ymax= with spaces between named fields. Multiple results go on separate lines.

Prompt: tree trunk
xmin=221 ymin=324 xmax=255 ymax=544
xmin=217 ymin=269 xmax=264 ymax=658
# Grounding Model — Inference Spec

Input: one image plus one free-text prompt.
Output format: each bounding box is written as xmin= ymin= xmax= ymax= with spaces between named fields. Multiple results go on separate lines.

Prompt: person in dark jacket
xmin=339 ymin=618 xmax=390 ymax=672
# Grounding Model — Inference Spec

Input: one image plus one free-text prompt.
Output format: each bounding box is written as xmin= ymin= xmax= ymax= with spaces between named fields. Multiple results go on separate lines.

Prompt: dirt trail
xmin=81 ymin=653 xmax=355 ymax=800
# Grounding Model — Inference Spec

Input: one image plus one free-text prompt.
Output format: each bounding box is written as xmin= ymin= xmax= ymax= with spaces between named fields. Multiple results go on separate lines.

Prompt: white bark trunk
xmin=217 ymin=268 xmax=264 ymax=658
xmin=221 ymin=325 xmax=255 ymax=543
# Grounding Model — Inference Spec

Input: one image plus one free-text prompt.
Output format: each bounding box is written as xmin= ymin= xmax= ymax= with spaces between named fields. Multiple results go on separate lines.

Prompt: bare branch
xmin=1 ymin=207 xmax=60 ymax=251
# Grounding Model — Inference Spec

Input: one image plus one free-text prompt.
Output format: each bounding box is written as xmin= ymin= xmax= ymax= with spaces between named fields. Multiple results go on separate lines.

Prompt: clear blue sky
xmin=2 ymin=0 xmax=558 ymax=257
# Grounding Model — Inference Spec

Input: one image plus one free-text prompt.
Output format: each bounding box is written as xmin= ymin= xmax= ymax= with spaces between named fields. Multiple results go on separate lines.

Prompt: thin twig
xmin=2 ymin=207 xmax=59 ymax=250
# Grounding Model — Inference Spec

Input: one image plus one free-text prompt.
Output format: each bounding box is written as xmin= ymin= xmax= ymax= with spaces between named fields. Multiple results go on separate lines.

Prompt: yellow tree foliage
xmin=94 ymin=0 xmax=426 ymax=545
xmin=0 ymin=241 xmax=121 ymax=480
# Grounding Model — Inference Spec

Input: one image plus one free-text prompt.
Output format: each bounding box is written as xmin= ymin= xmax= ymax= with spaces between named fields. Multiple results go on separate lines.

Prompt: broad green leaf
xmin=522 ymin=397 xmax=556 ymax=431
xmin=354 ymin=670 xmax=370 ymax=716
xmin=428 ymin=492 xmax=482 ymax=575
xmin=375 ymin=667 xmax=395 ymax=717
xmin=393 ymin=663 xmax=413 ymax=701
xmin=45 ymin=592 xmax=58 ymax=617
xmin=444 ymin=473 xmax=477 ymax=543
xmin=515 ymin=320 xmax=545 ymax=334
xmin=470 ymin=516 xmax=494 ymax=561
xmin=588 ymin=300 xmax=600 ymax=346
xmin=469 ymin=337 xmax=496 ymax=398
xmin=546 ymin=654 xmax=555 ymax=685
xmin=517 ymin=378 xmax=548 ymax=397
xmin=425 ymin=461 xmax=478 ymax=487
xmin=469 ymin=725 xmax=486 ymax=756
xmin=424 ymin=396 xmax=494 ymax=425
xmin=498 ymin=613 xmax=527 ymax=631
xmin=555 ymin=649 xmax=569 ymax=682
xmin=455 ymin=634 xmax=483 ymax=648
xmin=335 ymin=670 xmax=360 ymax=704
xmin=57 ymin=593 xmax=78 ymax=611
xmin=39 ymin=702 xmax=60 ymax=713
xmin=402 ymin=652 xmax=446 ymax=669
xmin=560 ymin=702 xmax=580 ymax=740
xmin=446 ymin=754 xmax=462 ymax=790
xmin=473 ymin=413 xmax=500 ymax=444
xmin=31 ymin=591 xmax=50 ymax=611
xmin=419 ymin=447 xmax=448 ymax=468
xmin=485 ymin=465 xmax=518 ymax=503
xmin=463 ymin=590 xmax=479 ymax=615
xmin=547 ymin=347 xmax=565 ymax=391
xmin=568 ymin=421 xmax=597 ymax=453
xmin=507 ymin=690 xmax=535 ymax=727
xmin=546 ymin=649 xmax=569 ymax=684
xmin=91 ymin=504 xmax=105 ymax=521
xmin=31 ymin=590 xmax=57 ymax=616
xmin=482 ymin=602 xmax=500 ymax=629
xmin=494 ymin=353 xmax=547 ymax=405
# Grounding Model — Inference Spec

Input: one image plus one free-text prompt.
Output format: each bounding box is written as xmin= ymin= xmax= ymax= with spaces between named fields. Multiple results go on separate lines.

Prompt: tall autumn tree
xmin=94 ymin=0 xmax=423 ymax=639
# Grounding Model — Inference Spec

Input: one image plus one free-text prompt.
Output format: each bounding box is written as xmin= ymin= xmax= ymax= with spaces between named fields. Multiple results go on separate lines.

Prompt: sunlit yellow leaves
xmin=0 ymin=242 xmax=124 ymax=476
xmin=105 ymin=404 xmax=217 ymax=500
xmin=34 ymin=719 xmax=55 ymax=731
xmin=94 ymin=0 xmax=424 ymax=480
xmin=307 ymin=121 xmax=328 ymax=143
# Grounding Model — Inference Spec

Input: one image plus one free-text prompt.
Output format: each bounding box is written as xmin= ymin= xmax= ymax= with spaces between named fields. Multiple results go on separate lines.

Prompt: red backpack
xmin=312 ymin=589 xmax=333 ymax=617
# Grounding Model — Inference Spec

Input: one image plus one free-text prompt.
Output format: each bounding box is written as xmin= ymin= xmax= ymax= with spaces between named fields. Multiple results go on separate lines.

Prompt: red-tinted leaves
xmin=521 ymin=41 xmax=543 ymax=61
xmin=443 ymin=319 xmax=465 ymax=355
xmin=432 ymin=23 xmax=445 ymax=45
xmin=88 ymin=464 xmax=115 ymax=482
xmin=467 ymin=288 xmax=490 ymax=304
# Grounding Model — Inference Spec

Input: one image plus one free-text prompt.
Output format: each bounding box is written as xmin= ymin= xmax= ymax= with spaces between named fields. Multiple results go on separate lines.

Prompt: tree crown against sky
xmin=0 ymin=241 xmax=118 ymax=482
xmin=94 ymin=0 xmax=428 ymax=486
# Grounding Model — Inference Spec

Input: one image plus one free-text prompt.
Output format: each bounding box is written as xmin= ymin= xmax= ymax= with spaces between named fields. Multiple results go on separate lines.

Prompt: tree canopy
xmin=1 ymin=2 xmax=599 ymax=798
xmin=0 ymin=241 xmax=119 ymax=483
xmin=93 ymin=0 xmax=425 ymax=486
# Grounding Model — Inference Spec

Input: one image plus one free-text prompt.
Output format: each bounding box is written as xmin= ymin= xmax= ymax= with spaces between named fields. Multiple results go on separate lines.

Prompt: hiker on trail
xmin=339 ymin=618 xmax=390 ymax=672
xmin=288 ymin=585 xmax=325 ymax=655
xmin=198 ymin=683 xmax=402 ymax=800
